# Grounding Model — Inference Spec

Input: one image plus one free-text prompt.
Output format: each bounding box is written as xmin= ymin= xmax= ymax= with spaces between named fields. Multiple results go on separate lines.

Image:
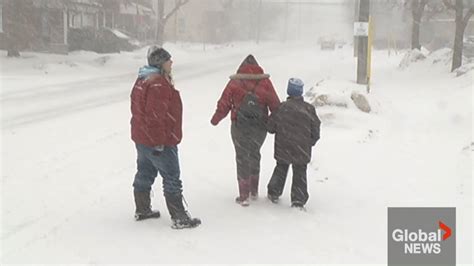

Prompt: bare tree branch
xmin=425 ymin=2 xmax=447 ymax=21
xmin=411 ymin=0 xmax=428 ymax=18
xmin=442 ymin=0 xmax=456 ymax=10
xmin=462 ymin=7 xmax=474 ymax=28
xmin=163 ymin=0 xmax=190 ymax=22
xmin=420 ymin=0 xmax=428 ymax=8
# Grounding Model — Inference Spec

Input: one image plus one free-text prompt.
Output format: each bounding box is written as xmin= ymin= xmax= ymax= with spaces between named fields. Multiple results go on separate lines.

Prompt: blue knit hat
xmin=287 ymin=78 xmax=304 ymax=97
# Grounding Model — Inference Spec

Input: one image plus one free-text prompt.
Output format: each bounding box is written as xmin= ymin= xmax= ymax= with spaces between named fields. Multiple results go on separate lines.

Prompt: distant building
xmin=155 ymin=0 xmax=226 ymax=43
xmin=156 ymin=0 xmax=352 ymax=44
xmin=1 ymin=0 xmax=102 ymax=53
xmin=114 ymin=2 xmax=155 ymax=40
xmin=0 ymin=0 xmax=155 ymax=54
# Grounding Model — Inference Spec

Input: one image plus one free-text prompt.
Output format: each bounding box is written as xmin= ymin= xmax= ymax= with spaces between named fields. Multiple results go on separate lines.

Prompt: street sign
xmin=354 ymin=22 xmax=369 ymax=36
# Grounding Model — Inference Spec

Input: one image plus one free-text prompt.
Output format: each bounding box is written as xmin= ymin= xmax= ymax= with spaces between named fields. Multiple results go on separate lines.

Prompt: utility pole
xmin=356 ymin=0 xmax=370 ymax=85
xmin=353 ymin=0 xmax=360 ymax=57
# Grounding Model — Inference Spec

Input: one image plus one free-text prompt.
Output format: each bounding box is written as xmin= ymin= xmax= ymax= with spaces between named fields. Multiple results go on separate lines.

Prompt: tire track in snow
xmin=2 ymin=51 xmax=282 ymax=129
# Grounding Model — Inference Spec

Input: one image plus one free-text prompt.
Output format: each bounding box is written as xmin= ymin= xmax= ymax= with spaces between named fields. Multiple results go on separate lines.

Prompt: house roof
xmin=120 ymin=3 xmax=154 ymax=15
xmin=31 ymin=0 xmax=102 ymax=10
xmin=31 ymin=0 xmax=67 ymax=8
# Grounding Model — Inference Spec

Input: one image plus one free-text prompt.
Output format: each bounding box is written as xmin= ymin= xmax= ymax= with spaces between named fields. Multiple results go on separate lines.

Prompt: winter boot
xmin=235 ymin=196 xmax=250 ymax=207
xmin=236 ymin=177 xmax=250 ymax=206
xmin=267 ymin=193 xmax=279 ymax=204
xmin=134 ymin=190 xmax=160 ymax=221
xmin=250 ymin=175 xmax=259 ymax=200
xmin=291 ymin=201 xmax=306 ymax=212
xmin=165 ymin=194 xmax=201 ymax=229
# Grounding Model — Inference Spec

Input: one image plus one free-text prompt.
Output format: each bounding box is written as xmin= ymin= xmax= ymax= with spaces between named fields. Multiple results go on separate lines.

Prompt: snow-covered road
xmin=1 ymin=43 xmax=471 ymax=265
xmin=1 ymin=46 xmax=282 ymax=128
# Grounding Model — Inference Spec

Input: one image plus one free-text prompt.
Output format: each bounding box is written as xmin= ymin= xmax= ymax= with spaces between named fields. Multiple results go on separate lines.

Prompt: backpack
xmin=236 ymin=80 xmax=264 ymax=127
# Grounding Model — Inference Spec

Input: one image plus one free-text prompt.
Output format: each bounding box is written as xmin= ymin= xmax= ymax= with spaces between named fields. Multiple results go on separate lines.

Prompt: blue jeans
xmin=133 ymin=143 xmax=183 ymax=197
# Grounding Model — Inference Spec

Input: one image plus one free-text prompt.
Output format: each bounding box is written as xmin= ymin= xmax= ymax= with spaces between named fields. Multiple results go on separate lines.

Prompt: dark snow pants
xmin=133 ymin=143 xmax=183 ymax=198
xmin=231 ymin=122 xmax=267 ymax=199
xmin=267 ymin=162 xmax=309 ymax=205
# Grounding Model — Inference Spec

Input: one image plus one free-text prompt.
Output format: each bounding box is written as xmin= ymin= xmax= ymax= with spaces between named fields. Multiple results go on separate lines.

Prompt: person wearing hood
xmin=266 ymin=78 xmax=321 ymax=210
xmin=210 ymin=55 xmax=281 ymax=206
xmin=130 ymin=46 xmax=201 ymax=229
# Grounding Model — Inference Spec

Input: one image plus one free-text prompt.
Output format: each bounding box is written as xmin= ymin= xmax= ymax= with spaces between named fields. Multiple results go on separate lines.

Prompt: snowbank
xmin=399 ymin=49 xmax=428 ymax=69
xmin=399 ymin=47 xmax=474 ymax=77
xmin=453 ymin=62 xmax=474 ymax=77
xmin=0 ymin=48 xmax=148 ymax=95
xmin=430 ymin=48 xmax=453 ymax=65
xmin=305 ymin=79 xmax=373 ymax=113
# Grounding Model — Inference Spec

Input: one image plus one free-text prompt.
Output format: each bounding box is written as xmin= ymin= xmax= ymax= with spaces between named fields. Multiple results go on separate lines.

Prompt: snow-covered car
xmin=336 ymin=40 xmax=346 ymax=49
xmin=319 ymin=37 xmax=336 ymax=50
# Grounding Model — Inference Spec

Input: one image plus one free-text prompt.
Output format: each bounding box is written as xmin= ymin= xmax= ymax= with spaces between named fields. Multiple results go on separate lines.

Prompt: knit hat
xmin=147 ymin=45 xmax=171 ymax=67
xmin=287 ymin=78 xmax=304 ymax=97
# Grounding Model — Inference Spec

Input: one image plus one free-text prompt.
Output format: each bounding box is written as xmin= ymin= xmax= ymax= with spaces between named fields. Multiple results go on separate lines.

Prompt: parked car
xmin=319 ymin=37 xmax=336 ymax=50
xmin=336 ymin=39 xmax=347 ymax=49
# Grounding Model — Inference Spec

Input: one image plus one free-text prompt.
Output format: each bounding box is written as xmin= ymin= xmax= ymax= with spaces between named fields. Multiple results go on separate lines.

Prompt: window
xmin=82 ymin=13 xmax=95 ymax=28
xmin=69 ymin=12 xmax=81 ymax=28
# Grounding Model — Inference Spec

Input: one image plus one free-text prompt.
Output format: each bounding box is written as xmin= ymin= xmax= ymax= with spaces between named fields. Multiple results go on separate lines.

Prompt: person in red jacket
xmin=130 ymin=46 xmax=200 ymax=229
xmin=211 ymin=55 xmax=280 ymax=206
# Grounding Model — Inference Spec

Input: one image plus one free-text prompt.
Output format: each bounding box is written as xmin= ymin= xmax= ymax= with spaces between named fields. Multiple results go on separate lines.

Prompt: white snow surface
xmin=0 ymin=42 xmax=472 ymax=265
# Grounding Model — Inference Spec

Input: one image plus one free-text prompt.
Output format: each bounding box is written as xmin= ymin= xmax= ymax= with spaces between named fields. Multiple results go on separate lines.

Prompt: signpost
xmin=356 ymin=0 xmax=370 ymax=85
xmin=367 ymin=16 xmax=373 ymax=92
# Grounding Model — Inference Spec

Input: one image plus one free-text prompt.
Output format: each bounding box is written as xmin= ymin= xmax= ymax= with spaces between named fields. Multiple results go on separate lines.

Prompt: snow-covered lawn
xmin=1 ymin=42 xmax=471 ymax=265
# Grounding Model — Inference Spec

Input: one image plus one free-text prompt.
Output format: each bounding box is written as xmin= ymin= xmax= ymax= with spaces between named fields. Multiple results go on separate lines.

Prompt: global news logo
xmin=388 ymin=208 xmax=455 ymax=266
xmin=391 ymin=221 xmax=452 ymax=255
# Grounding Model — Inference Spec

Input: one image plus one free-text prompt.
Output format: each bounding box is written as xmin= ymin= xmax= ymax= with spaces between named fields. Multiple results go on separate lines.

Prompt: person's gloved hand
xmin=152 ymin=145 xmax=164 ymax=156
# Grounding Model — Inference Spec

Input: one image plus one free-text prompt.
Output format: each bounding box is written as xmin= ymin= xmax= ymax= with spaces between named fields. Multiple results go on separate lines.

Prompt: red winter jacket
xmin=130 ymin=74 xmax=182 ymax=147
xmin=211 ymin=64 xmax=280 ymax=125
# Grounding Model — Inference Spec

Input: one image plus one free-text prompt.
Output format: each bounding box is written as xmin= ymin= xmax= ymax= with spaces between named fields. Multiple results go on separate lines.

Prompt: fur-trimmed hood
xmin=229 ymin=72 xmax=270 ymax=80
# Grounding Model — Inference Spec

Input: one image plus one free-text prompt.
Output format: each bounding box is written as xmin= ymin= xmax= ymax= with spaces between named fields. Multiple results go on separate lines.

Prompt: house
xmin=114 ymin=2 xmax=155 ymax=40
xmin=67 ymin=0 xmax=104 ymax=29
xmin=158 ymin=0 xmax=352 ymax=44
xmin=0 ymin=0 xmax=156 ymax=54
xmin=153 ymin=0 xmax=226 ymax=43
xmin=0 ymin=0 xmax=104 ymax=54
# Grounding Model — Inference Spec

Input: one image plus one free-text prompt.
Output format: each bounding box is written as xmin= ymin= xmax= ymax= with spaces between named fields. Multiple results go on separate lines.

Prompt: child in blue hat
xmin=266 ymin=78 xmax=321 ymax=210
